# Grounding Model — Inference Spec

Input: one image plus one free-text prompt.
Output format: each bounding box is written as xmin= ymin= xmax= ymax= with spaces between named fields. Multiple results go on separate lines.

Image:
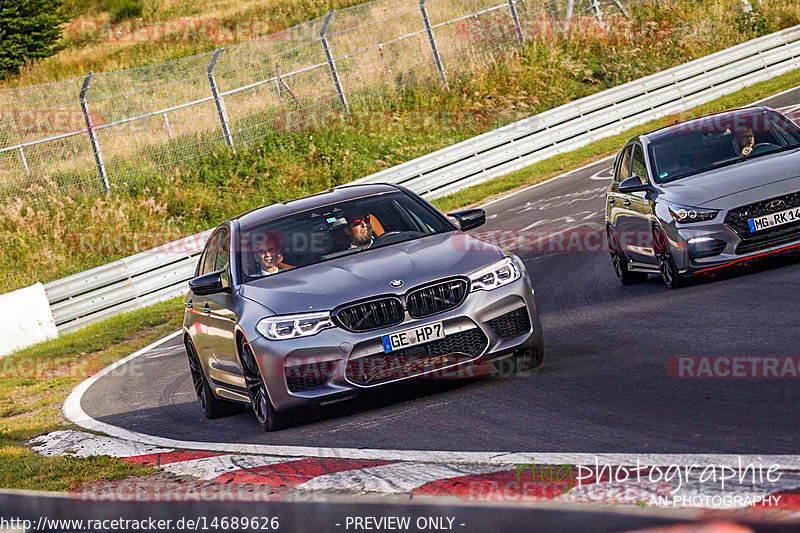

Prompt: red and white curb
xmin=31 ymin=430 xmax=800 ymax=512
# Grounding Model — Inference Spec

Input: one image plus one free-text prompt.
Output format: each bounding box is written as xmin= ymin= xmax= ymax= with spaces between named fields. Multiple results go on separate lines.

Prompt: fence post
xmin=320 ymin=11 xmax=351 ymax=115
xmin=162 ymin=113 xmax=173 ymax=139
xmin=207 ymin=48 xmax=235 ymax=152
xmin=591 ymin=0 xmax=604 ymax=22
xmin=418 ymin=0 xmax=448 ymax=89
xmin=18 ymin=147 xmax=31 ymax=181
xmin=80 ymin=73 xmax=110 ymax=193
xmin=507 ymin=0 xmax=524 ymax=44
xmin=564 ymin=0 xmax=574 ymax=33
xmin=612 ymin=0 xmax=629 ymax=17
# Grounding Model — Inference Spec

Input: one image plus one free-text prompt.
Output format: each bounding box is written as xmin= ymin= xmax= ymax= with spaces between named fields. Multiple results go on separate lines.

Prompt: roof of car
xmin=642 ymin=105 xmax=772 ymax=142
xmin=234 ymin=183 xmax=400 ymax=229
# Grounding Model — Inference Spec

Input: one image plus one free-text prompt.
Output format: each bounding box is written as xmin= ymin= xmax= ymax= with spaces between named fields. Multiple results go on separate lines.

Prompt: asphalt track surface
xmin=82 ymin=88 xmax=800 ymax=454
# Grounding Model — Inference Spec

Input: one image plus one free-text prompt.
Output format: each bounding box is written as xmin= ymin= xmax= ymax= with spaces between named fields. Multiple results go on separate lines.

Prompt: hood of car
xmin=239 ymin=231 xmax=504 ymax=315
xmin=659 ymin=148 xmax=800 ymax=209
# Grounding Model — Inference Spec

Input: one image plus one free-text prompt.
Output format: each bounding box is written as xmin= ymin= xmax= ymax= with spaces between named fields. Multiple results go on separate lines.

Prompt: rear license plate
xmin=749 ymin=206 xmax=800 ymax=232
xmin=382 ymin=322 xmax=444 ymax=352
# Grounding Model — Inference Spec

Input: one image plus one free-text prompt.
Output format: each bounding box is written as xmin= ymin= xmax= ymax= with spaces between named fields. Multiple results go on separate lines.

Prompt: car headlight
xmin=256 ymin=312 xmax=334 ymax=340
xmin=668 ymin=203 xmax=719 ymax=224
xmin=469 ymin=257 xmax=521 ymax=292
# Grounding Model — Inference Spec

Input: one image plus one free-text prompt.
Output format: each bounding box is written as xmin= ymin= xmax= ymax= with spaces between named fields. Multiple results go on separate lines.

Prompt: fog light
xmin=688 ymin=237 xmax=726 ymax=259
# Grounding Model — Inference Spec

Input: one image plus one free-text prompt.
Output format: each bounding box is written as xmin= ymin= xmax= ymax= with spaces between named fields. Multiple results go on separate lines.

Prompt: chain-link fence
xmin=0 ymin=0 xmax=632 ymax=200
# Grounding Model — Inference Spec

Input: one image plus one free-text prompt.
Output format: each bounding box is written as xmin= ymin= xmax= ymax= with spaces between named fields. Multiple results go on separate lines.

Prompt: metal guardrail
xmin=42 ymin=26 xmax=800 ymax=333
xmin=354 ymin=24 xmax=800 ymax=198
xmin=44 ymin=231 xmax=211 ymax=333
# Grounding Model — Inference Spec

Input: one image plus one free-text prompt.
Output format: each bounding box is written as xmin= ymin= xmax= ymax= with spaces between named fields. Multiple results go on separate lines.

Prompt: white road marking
xmin=162 ymin=454 xmax=294 ymax=480
xmin=296 ymin=462 xmax=502 ymax=493
xmin=29 ymin=430 xmax=171 ymax=458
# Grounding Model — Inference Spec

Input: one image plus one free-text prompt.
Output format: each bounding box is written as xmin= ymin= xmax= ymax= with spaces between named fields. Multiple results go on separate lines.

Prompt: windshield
xmin=237 ymin=191 xmax=453 ymax=282
xmin=648 ymin=110 xmax=800 ymax=183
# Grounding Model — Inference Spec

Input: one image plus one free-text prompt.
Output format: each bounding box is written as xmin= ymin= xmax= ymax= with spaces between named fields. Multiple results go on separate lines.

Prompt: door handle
xmin=185 ymin=300 xmax=193 ymax=309
xmin=623 ymin=198 xmax=631 ymax=207
xmin=201 ymin=304 xmax=211 ymax=315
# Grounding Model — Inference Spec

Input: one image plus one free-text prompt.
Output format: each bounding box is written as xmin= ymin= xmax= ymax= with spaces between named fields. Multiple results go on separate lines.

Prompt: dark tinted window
xmin=631 ymin=144 xmax=647 ymax=180
xmin=648 ymin=110 xmax=800 ymax=183
xmin=615 ymin=146 xmax=632 ymax=182
xmin=238 ymin=191 xmax=452 ymax=282
xmin=214 ymin=228 xmax=230 ymax=272
xmin=200 ymin=231 xmax=220 ymax=276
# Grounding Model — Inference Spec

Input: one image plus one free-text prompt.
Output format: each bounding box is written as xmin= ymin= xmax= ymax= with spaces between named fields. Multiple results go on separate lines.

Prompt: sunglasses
xmin=348 ymin=215 xmax=370 ymax=227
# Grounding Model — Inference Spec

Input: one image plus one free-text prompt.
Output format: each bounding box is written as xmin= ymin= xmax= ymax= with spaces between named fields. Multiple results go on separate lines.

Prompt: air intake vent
xmin=333 ymin=297 xmax=405 ymax=332
xmin=406 ymin=278 xmax=468 ymax=319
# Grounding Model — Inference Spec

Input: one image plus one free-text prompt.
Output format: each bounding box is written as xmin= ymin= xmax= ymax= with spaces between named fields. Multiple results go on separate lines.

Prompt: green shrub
xmin=106 ymin=0 xmax=143 ymax=22
xmin=0 ymin=0 xmax=68 ymax=79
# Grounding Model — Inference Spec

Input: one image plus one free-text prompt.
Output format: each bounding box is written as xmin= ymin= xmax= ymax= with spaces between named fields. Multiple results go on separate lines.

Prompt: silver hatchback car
xmin=606 ymin=106 xmax=800 ymax=288
xmin=183 ymin=183 xmax=544 ymax=430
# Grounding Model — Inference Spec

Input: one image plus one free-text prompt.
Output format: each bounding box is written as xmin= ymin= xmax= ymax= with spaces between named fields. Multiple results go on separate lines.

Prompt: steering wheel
xmin=372 ymin=231 xmax=420 ymax=246
xmin=751 ymin=142 xmax=781 ymax=156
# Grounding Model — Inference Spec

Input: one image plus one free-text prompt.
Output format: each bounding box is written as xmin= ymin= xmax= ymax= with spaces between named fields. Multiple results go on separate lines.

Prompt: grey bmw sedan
xmin=183 ymin=183 xmax=543 ymax=430
xmin=606 ymin=106 xmax=800 ymax=288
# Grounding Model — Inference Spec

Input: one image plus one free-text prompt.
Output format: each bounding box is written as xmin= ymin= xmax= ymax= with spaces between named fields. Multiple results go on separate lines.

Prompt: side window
xmin=214 ymin=228 xmax=230 ymax=272
xmin=631 ymin=144 xmax=648 ymax=181
xmin=615 ymin=146 xmax=632 ymax=182
xmin=200 ymin=231 xmax=220 ymax=276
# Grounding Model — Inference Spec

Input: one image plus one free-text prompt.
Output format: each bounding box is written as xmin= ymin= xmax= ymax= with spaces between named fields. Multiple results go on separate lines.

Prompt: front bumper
xmin=658 ymin=211 xmax=800 ymax=275
xmin=248 ymin=272 xmax=543 ymax=412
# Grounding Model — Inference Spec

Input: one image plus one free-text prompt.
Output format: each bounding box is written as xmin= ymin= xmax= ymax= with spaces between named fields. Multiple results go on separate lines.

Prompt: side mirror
xmin=448 ymin=208 xmax=486 ymax=231
xmin=619 ymin=175 xmax=652 ymax=194
xmin=189 ymin=270 xmax=228 ymax=296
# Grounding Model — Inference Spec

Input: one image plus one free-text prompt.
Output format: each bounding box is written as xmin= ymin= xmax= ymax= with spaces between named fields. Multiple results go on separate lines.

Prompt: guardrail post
xmin=207 ymin=48 xmax=235 ymax=152
xmin=419 ymin=0 xmax=448 ymax=89
xmin=507 ymin=0 xmax=524 ymax=44
xmin=320 ymin=11 xmax=351 ymax=115
xmin=18 ymin=147 xmax=31 ymax=180
xmin=80 ymin=73 xmax=110 ymax=193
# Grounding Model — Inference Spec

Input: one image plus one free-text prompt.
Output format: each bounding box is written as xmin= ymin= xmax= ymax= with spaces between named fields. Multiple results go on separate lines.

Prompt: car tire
xmin=654 ymin=228 xmax=684 ymax=289
xmin=186 ymin=340 xmax=244 ymax=419
xmin=238 ymin=340 xmax=289 ymax=432
xmin=607 ymin=227 xmax=648 ymax=286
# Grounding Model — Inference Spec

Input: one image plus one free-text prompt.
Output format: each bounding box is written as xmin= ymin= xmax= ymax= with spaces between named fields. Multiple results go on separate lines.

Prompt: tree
xmin=0 ymin=0 xmax=68 ymax=80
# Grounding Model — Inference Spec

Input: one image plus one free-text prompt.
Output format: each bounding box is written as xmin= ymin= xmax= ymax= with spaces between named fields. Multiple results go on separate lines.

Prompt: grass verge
xmin=0 ymin=297 xmax=181 ymax=491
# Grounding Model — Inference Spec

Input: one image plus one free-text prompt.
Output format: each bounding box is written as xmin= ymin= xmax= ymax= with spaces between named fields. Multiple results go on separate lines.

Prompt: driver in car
xmin=344 ymin=211 xmax=375 ymax=251
xmin=733 ymin=126 xmax=755 ymax=157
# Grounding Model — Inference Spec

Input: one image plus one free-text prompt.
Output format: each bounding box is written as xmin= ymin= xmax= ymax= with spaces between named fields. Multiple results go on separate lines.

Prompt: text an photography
xmin=470 ymin=457 xmax=788 ymax=509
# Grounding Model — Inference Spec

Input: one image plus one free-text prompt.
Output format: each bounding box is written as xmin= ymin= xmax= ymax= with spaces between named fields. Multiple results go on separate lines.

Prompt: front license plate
xmin=749 ymin=206 xmax=800 ymax=232
xmin=382 ymin=322 xmax=445 ymax=352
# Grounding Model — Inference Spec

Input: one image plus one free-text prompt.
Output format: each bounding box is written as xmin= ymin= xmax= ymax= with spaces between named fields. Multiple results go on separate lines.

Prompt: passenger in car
xmin=253 ymin=240 xmax=291 ymax=276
